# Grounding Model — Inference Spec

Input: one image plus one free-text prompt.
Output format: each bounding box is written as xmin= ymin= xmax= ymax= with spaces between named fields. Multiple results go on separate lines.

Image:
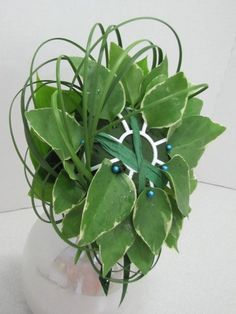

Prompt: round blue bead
xmin=147 ymin=190 xmax=155 ymax=198
xmin=161 ymin=164 xmax=169 ymax=171
xmin=111 ymin=164 xmax=121 ymax=174
xmin=166 ymin=143 xmax=173 ymax=152
xmin=80 ymin=139 xmax=85 ymax=145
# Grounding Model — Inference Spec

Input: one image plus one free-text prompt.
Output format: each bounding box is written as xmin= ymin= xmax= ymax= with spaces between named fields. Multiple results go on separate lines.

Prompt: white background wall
xmin=1 ymin=0 xmax=235 ymax=209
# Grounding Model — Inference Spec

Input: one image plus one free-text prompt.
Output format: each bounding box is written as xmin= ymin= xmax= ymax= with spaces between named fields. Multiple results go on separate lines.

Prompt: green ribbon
xmin=95 ymin=128 xmax=166 ymax=189
xmin=129 ymin=116 xmax=145 ymax=192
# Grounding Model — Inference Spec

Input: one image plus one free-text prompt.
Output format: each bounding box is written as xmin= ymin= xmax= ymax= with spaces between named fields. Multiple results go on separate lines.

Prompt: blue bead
xmin=80 ymin=139 xmax=85 ymax=145
xmin=111 ymin=164 xmax=121 ymax=174
xmin=166 ymin=143 xmax=173 ymax=152
xmin=146 ymin=190 xmax=155 ymax=198
xmin=161 ymin=164 xmax=169 ymax=171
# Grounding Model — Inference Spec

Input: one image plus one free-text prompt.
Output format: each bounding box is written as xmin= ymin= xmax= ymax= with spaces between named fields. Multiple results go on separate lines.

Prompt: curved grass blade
xmin=119 ymin=255 xmax=131 ymax=306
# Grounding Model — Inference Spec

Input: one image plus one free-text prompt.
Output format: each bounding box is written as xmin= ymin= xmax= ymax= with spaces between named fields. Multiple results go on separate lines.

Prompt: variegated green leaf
xmin=109 ymin=42 xmax=143 ymax=106
xmin=35 ymin=79 xmax=81 ymax=113
xmin=29 ymin=171 xmax=54 ymax=202
xmin=70 ymin=56 xmax=125 ymax=121
xmin=189 ymin=170 xmax=198 ymax=193
xmin=141 ymin=72 xmax=188 ymax=128
xmin=162 ymin=155 xmax=190 ymax=216
xmin=79 ymin=159 xmax=136 ymax=246
xmin=183 ymin=98 xmax=203 ymax=118
xmin=167 ymin=97 xmax=203 ymax=138
xmin=136 ymin=56 xmax=149 ymax=76
xmin=133 ymin=188 xmax=172 ymax=255
xmin=62 ymin=202 xmax=84 ymax=238
xmin=63 ymin=160 xmax=84 ymax=183
xmin=53 ymin=170 xmax=85 ymax=214
xmin=97 ymin=218 xmax=135 ymax=276
xmin=141 ymin=56 xmax=168 ymax=95
xmin=146 ymin=74 xmax=167 ymax=92
xmin=127 ymin=235 xmax=155 ymax=274
xmin=168 ymin=116 xmax=226 ymax=168
xmin=25 ymin=108 xmax=83 ymax=160
xmin=165 ymin=196 xmax=184 ymax=251
xmin=29 ymin=129 xmax=51 ymax=169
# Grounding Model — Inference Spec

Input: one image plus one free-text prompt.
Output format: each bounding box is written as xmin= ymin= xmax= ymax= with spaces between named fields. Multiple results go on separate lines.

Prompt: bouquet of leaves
xmin=10 ymin=17 xmax=225 ymax=304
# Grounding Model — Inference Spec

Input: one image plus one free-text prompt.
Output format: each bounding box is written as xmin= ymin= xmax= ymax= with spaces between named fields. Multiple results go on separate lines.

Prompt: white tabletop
xmin=0 ymin=183 xmax=236 ymax=314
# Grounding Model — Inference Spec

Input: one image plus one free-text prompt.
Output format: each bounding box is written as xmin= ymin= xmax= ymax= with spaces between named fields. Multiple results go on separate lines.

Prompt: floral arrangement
xmin=10 ymin=17 xmax=225 ymax=304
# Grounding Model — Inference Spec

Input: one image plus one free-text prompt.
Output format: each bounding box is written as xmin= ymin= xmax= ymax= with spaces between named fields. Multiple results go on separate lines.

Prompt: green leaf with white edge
xmin=172 ymin=145 xmax=205 ymax=169
xmin=189 ymin=170 xmax=198 ymax=193
xmin=70 ymin=56 xmax=125 ymax=121
xmin=169 ymin=116 xmax=225 ymax=146
xmin=188 ymin=82 xmax=208 ymax=98
xmin=97 ymin=218 xmax=135 ymax=277
xmin=165 ymin=196 xmax=184 ymax=251
xmin=35 ymin=79 xmax=81 ymax=113
xmin=29 ymin=171 xmax=54 ymax=202
xmin=29 ymin=128 xmax=51 ymax=169
xmin=167 ymin=97 xmax=204 ymax=139
xmin=133 ymin=188 xmax=172 ymax=255
xmin=53 ymin=170 xmax=85 ymax=214
xmin=162 ymin=155 xmax=190 ymax=216
xmin=62 ymin=202 xmax=84 ymax=238
xmin=146 ymin=74 xmax=167 ymax=92
xmin=109 ymin=42 xmax=143 ymax=106
xmin=168 ymin=116 xmax=226 ymax=168
xmin=79 ymin=159 xmax=136 ymax=246
xmin=141 ymin=72 xmax=188 ymax=128
xmin=136 ymin=56 xmax=149 ymax=76
xmin=127 ymin=235 xmax=155 ymax=275
xmin=63 ymin=160 xmax=84 ymax=185
xmin=183 ymin=98 xmax=203 ymax=118
xmin=141 ymin=56 xmax=168 ymax=95
xmin=25 ymin=108 xmax=83 ymax=160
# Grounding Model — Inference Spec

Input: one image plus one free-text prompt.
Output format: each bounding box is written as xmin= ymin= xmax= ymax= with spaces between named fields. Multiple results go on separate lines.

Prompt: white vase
xmin=22 ymin=218 xmax=122 ymax=314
